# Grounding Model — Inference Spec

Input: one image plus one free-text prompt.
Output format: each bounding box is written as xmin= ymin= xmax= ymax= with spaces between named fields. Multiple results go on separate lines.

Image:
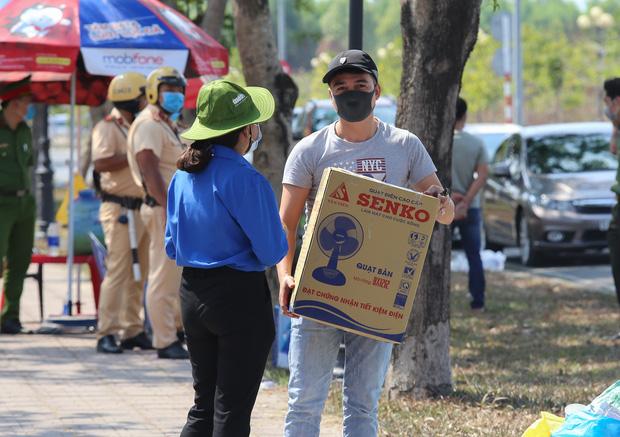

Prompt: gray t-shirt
xmin=451 ymin=130 xmax=488 ymax=208
xmin=283 ymin=120 xmax=437 ymax=219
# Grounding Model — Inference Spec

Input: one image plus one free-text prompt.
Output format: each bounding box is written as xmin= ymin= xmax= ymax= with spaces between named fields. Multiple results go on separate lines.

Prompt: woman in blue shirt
xmin=166 ymin=80 xmax=288 ymax=437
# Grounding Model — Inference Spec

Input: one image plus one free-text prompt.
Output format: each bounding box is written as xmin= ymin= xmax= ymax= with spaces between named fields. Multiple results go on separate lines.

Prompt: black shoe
xmin=121 ymin=332 xmax=154 ymax=350
xmin=157 ymin=340 xmax=189 ymax=359
xmin=96 ymin=335 xmax=123 ymax=354
xmin=470 ymin=304 xmax=486 ymax=312
xmin=0 ymin=319 xmax=28 ymax=334
xmin=177 ymin=330 xmax=185 ymax=343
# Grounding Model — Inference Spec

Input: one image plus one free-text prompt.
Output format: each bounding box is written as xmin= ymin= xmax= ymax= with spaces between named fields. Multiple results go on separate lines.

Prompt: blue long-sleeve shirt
xmin=165 ymin=145 xmax=288 ymax=271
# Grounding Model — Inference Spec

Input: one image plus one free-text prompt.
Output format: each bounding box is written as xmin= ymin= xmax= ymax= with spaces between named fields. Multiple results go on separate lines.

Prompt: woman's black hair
xmin=177 ymin=127 xmax=244 ymax=173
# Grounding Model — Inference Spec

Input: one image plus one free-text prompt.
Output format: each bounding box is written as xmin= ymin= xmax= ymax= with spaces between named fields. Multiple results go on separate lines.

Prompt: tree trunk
xmin=386 ymin=0 xmax=481 ymax=400
xmin=232 ymin=0 xmax=298 ymax=299
xmin=201 ymin=0 xmax=228 ymax=43
xmin=232 ymin=0 xmax=298 ymax=201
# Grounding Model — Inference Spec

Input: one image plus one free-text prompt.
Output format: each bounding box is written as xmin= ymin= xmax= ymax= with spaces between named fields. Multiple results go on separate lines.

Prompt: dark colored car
xmin=483 ymin=122 xmax=617 ymax=265
xmin=293 ymin=97 xmax=397 ymax=140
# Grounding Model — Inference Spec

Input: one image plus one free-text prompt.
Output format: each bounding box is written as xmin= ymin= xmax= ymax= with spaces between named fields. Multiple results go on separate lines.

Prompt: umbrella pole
xmin=65 ymin=73 xmax=76 ymax=316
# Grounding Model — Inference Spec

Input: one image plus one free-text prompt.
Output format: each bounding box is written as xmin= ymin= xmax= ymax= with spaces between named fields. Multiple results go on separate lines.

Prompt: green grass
xmin=264 ymin=365 xmax=290 ymax=387
xmin=322 ymin=271 xmax=619 ymax=436
xmin=378 ymin=272 xmax=619 ymax=436
xmin=266 ymin=271 xmax=620 ymax=436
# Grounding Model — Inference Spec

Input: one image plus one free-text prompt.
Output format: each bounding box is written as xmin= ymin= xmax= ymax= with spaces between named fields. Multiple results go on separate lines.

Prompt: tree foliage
xmin=303 ymin=0 xmax=620 ymax=122
xmin=169 ymin=0 xmax=620 ymax=123
xmin=460 ymin=30 xmax=502 ymax=118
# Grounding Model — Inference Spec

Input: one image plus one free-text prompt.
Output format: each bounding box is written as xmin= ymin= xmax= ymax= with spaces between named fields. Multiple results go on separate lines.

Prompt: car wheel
xmin=519 ymin=216 xmax=542 ymax=266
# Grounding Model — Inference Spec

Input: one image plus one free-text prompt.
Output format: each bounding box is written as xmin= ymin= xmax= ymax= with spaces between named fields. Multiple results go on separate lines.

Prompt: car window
xmin=493 ymin=136 xmax=513 ymax=163
xmin=493 ymin=134 xmax=521 ymax=163
xmin=475 ymin=132 xmax=513 ymax=158
xmin=510 ymin=135 xmax=521 ymax=159
xmin=312 ymin=106 xmax=339 ymax=131
xmin=292 ymin=109 xmax=302 ymax=135
xmin=526 ymin=133 xmax=616 ymax=174
xmin=508 ymin=136 xmax=522 ymax=175
xmin=374 ymin=105 xmax=396 ymax=125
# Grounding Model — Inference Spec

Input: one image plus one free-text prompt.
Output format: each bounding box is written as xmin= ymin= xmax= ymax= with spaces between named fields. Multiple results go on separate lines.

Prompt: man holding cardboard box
xmin=277 ymin=50 xmax=454 ymax=437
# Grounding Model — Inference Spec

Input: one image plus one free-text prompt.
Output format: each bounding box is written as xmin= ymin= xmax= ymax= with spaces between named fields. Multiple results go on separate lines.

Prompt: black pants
xmin=179 ymin=266 xmax=275 ymax=437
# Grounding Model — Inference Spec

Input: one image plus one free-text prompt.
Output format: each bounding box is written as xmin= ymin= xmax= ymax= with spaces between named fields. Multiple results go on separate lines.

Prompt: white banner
xmin=81 ymin=48 xmax=189 ymax=76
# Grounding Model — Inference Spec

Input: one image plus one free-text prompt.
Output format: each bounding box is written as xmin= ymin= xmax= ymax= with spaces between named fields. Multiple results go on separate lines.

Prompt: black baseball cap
xmin=322 ymin=50 xmax=379 ymax=85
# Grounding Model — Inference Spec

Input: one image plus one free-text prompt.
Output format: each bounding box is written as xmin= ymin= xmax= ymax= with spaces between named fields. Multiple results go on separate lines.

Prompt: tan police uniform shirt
xmin=127 ymin=104 xmax=184 ymax=189
xmin=91 ymin=108 xmax=144 ymax=199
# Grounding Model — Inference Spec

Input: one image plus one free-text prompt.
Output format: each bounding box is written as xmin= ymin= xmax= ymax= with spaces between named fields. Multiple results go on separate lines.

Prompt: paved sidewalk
xmin=0 ymin=264 xmax=341 ymax=436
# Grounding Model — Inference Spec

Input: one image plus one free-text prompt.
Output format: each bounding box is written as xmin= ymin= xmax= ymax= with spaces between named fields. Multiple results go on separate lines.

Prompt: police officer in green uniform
xmin=0 ymin=77 xmax=35 ymax=334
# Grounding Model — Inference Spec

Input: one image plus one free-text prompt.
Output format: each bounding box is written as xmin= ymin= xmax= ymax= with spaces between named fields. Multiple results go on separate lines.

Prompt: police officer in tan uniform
xmin=93 ymin=72 xmax=152 ymax=354
xmin=127 ymin=67 xmax=187 ymax=359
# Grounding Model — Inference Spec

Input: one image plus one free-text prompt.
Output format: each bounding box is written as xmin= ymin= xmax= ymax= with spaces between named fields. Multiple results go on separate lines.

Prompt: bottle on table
xmin=47 ymin=221 xmax=60 ymax=257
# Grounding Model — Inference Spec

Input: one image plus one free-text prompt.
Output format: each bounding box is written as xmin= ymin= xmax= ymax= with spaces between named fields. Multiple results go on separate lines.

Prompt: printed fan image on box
xmin=291 ymin=168 xmax=439 ymax=343
xmin=312 ymin=214 xmax=364 ymax=286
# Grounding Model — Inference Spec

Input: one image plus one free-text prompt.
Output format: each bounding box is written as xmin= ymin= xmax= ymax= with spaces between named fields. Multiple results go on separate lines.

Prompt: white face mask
xmin=246 ymin=125 xmax=262 ymax=155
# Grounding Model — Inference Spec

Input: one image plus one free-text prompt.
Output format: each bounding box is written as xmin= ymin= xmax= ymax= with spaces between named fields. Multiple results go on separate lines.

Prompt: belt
xmin=144 ymin=194 xmax=160 ymax=207
xmin=100 ymin=191 xmax=142 ymax=210
xmin=0 ymin=188 xmax=29 ymax=197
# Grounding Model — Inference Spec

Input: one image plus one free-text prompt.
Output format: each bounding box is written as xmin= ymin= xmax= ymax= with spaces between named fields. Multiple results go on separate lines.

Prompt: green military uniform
xmin=0 ymin=87 xmax=35 ymax=326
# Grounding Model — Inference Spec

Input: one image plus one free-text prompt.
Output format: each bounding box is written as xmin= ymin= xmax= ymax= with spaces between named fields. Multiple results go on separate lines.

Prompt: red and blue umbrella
xmin=0 ymin=0 xmax=229 ymax=105
xmin=0 ymin=0 xmax=228 ymax=78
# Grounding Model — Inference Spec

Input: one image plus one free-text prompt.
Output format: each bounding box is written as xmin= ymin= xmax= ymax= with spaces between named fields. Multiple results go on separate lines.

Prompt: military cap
xmin=0 ymin=76 xmax=32 ymax=102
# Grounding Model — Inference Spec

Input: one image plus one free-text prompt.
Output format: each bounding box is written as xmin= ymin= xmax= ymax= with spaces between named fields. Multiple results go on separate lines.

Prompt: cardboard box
xmin=291 ymin=168 xmax=439 ymax=343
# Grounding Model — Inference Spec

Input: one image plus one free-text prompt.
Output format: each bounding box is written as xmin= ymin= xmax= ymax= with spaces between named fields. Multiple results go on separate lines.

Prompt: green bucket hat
xmin=181 ymin=79 xmax=275 ymax=141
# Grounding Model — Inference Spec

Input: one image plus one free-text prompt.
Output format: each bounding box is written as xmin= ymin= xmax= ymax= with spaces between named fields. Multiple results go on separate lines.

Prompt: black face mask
xmin=333 ymin=89 xmax=375 ymax=122
xmin=113 ymin=98 xmax=143 ymax=116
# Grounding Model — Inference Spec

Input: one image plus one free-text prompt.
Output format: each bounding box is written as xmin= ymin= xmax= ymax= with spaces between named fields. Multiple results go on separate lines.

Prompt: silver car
xmin=483 ymin=122 xmax=617 ymax=265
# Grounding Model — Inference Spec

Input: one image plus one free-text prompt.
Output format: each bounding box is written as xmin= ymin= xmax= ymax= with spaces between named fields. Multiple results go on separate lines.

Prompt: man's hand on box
xmin=279 ymin=275 xmax=299 ymax=319
xmin=424 ymin=185 xmax=455 ymax=224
